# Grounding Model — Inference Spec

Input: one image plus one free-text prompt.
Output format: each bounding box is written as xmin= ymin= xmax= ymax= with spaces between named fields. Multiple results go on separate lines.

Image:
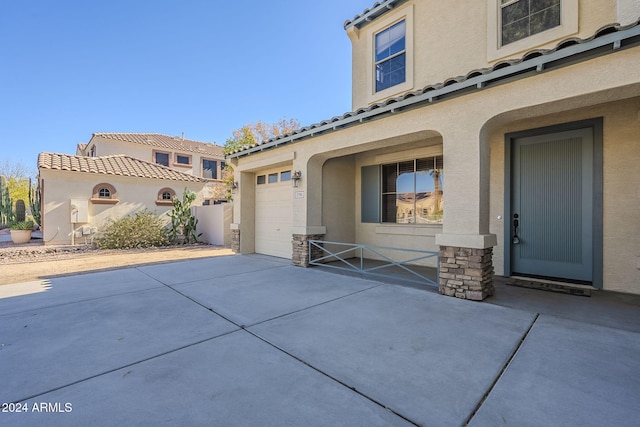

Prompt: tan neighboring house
xmin=227 ymin=0 xmax=640 ymax=297
xmin=76 ymin=133 xmax=226 ymax=202
xmin=38 ymin=153 xmax=207 ymax=245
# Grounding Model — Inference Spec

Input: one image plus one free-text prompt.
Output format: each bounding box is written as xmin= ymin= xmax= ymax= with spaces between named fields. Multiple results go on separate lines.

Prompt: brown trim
xmin=173 ymin=153 xmax=192 ymax=167
xmin=200 ymin=157 xmax=219 ymax=179
xmin=152 ymin=149 xmax=172 ymax=167
xmin=156 ymin=187 xmax=175 ymax=206
xmin=90 ymin=198 xmax=120 ymax=205
xmin=91 ymin=183 xmax=118 ymax=204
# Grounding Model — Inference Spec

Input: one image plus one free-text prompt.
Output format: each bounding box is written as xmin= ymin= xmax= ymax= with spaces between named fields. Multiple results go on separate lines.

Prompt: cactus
xmin=29 ymin=178 xmax=41 ymax=226
xmin=15 ymin=199 xmax=26 ymax=222
xmin=0 ymin=176 xmax=13 ymax=226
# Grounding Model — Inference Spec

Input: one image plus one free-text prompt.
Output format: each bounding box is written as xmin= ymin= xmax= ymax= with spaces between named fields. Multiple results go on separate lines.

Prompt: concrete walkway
xmin=1 ymin=254 xmax=639 ymax=426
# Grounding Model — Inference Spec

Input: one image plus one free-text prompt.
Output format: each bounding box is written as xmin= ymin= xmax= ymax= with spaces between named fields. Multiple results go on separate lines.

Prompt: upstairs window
xmin=154 ymin=151 xmax=170 ymax=167
xmin=501 ymin=0 xmax=561 ymax=46
xmin=202 ymin=159 xmax=217 ymax=179
xmin=175 ymin=154 xmax=191 ymax=166
xmin=375 ymin=20 xmax=406 ymax=93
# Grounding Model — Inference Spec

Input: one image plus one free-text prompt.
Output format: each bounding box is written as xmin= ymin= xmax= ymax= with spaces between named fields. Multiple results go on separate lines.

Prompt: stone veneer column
xmin=439 ymin=246 xmax=494 ymax=301
xmin=292 ymin=234 xmax=324 ymax=267
xmin=231 ymin=229 xmax=240 ymax=253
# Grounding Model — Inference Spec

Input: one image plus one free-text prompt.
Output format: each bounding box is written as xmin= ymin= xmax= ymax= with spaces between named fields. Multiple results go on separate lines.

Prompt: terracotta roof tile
xmin=90 ymin=133 xmax=224 ymax=157
xmin=38 ymin=153 xmax=206 ymax=183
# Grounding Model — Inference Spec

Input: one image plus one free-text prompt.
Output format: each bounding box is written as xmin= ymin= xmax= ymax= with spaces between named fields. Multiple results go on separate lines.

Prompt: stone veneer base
xmin=292 ymin=234 xmax=325 ymax=267
xmin=231 ymin=229 xmax=240 ymax=253
xmin=439 ymin=246 xmax=494 ymax=301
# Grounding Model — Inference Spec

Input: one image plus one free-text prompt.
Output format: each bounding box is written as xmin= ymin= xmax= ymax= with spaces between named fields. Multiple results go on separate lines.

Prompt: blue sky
xmin=0 ymin=0 xmax=376 ymax=173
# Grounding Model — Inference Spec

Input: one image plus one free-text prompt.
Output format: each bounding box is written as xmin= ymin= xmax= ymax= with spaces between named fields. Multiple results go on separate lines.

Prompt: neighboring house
xmin=37 ymin=153 xmax=207 ymax=245
xmin=77 ymin=132 xmax=227 ymax=202
xmin=227 ymin=0 xmax=640 ymax=298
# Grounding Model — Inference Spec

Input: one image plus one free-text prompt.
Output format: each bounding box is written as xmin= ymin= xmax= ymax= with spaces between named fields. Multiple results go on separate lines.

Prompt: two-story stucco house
xmin=227 ymin=0 xmax=640 ymax=298
xmin=38 ymin=133 xmax=226 ymax=245
xmin=77 ymin=133 xmax=226 ymax=185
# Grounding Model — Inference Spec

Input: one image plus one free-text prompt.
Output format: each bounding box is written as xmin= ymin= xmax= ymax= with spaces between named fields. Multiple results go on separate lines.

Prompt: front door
xmin=510 ymin=127 xmax=594 ymax=283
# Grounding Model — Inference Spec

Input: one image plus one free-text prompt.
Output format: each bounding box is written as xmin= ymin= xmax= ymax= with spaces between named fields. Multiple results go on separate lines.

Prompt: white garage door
xmin=255 ymin=169 xmax=293 ymax=259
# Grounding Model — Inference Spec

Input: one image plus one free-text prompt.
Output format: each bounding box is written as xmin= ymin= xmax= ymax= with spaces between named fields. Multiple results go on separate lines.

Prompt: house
xmin=77 ymin=133 xmax=227 ymax=203
xmin=226 ymin=0 xmax=640 ymax=298
xmin=37 ymin=153 xmax=207 ymax=245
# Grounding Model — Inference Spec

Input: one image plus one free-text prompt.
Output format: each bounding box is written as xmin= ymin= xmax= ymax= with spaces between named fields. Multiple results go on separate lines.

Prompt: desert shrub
xmin=96 ymin=210 xmax=170 ymax=249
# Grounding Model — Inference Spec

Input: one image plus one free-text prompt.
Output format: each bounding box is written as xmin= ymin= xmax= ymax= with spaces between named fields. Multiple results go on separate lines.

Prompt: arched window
xmin=91 ymin=183 xmax=118 ymax=204
xmin=156 ymin=188 xmax=176 ymax=206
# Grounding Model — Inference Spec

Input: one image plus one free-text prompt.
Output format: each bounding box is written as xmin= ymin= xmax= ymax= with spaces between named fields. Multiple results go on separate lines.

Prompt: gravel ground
xmin=0 ymin=241 xmax=234 ymax=285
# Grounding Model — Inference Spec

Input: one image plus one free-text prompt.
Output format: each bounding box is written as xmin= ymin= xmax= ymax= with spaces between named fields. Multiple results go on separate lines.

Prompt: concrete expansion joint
xmin=464 ymin=313 xmax=540 ymax=425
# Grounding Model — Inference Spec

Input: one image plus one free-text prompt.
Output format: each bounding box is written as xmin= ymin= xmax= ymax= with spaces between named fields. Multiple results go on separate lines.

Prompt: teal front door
xmin=510 ymin=127 xmax=594 ymax=283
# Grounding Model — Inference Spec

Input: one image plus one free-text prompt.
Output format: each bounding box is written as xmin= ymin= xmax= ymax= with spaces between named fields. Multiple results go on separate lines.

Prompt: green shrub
xmin=96 ymin=211 xmax=170 ymax=249
xmin=10 ymin=220 xmax=34 ymax=230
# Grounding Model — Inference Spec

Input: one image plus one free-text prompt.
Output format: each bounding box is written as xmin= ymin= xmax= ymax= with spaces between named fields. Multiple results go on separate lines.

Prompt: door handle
xmin=512 ymin=213 xmax=520 ymax=244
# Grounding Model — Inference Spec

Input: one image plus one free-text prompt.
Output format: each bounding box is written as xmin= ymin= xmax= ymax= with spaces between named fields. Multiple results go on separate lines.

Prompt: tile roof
xmin=38 ymin=153 xmax=206 ymax=183
xmin=90 ymin=133 xmax=224 ymax=157
xmin=228 ymin=19 xmax=640 ymax=158
xmin=344 ymin=0 xmax=402 ymax=30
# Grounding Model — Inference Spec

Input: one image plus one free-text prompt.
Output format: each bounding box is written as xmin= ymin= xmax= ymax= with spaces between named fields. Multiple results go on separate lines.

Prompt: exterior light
xmin=292 ymin=171 xmax=302 ymax=187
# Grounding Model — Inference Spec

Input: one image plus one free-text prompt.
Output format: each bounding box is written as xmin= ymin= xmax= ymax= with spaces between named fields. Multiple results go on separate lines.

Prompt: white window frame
xmin=487 ymin=0 xmax=578 ymax=62
xmin=364 ymin=3 xmax=414 ymax=105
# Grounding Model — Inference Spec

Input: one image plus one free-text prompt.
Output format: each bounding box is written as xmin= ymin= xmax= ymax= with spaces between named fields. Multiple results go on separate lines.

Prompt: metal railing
xmin=308 ymin=240 xmax=438 ymax=287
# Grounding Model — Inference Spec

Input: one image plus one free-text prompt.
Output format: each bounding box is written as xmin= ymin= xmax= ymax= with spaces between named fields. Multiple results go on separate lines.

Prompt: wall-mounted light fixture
xmin=292 ymin=171 xmax=302 ymax=187
xmin=231 ymin=182 xmax=238 ymax=193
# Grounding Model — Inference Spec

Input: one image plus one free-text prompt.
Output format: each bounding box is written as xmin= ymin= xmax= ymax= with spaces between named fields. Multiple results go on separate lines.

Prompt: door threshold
xmin=507 ymin=276 xmax=596 ymax=297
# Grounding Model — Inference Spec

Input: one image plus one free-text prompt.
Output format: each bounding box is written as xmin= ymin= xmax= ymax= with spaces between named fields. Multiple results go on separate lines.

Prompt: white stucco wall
xmin=40 ymin=169 xmax=205 ymax=245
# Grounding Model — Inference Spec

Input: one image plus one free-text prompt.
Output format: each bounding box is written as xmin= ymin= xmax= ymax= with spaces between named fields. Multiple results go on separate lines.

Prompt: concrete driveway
xmin=1 ymin=254 xmax=639 ymax=426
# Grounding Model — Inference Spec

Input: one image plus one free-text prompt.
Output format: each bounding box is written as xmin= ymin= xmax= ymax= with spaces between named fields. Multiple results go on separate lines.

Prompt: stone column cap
xmin=435 ymin=233 xmax=497 ymax=249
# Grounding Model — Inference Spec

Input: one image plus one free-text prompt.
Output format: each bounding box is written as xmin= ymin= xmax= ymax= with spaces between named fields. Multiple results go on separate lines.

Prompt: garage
xmin=254 ymin=168 xmax=293 ymax=259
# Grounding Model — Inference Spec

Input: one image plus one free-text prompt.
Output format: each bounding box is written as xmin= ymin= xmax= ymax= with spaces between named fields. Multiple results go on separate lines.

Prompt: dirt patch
xmin=0 ymin=244 xmax=235 ymax=285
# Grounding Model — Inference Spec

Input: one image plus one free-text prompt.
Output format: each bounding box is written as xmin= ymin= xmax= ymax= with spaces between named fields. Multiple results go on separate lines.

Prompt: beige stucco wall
xmin=88 ymin=135 xmax=226 ymax=180
xmin=40 ymin=169 xmax=204 ymax=245
xmin=349 ymin=0 xmax=622 ymax=109
xmin=232 ymin=41 xmax=640 ymax=292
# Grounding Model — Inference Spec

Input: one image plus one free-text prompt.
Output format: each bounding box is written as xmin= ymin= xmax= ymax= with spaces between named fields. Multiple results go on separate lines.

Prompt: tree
xmin=222 ymin=117 xmax=300 ymax=201
xmin=0 ymin=159 xmax=36 ymax=219
xmin=223 ymin=117 xmax=300 ymax=155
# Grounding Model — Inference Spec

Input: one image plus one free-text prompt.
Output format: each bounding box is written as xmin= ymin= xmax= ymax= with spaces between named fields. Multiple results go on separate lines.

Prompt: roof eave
xmin=228 ymin=21 xmax=640 ymax=160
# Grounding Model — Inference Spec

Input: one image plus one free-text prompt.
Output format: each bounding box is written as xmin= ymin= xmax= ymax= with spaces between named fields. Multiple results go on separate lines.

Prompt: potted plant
xmin=10 ymin=220 xmax=34 ymax=244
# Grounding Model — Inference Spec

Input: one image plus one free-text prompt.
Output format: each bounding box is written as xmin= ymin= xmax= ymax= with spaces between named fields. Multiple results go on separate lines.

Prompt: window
xmin=375 ymin=20 xmax=406 ymax=93
xmin=382 ymin=157 xmax=443 ymax=224
xmin=156 ymin=188 xmax=176 ymax=205
xmin=280 ymin=170 xmax=291 ymax=181
xmin=91 ymin=183 xmax=118 ymax=204
xmin=361 ymin=157 xmax=443 ymax=224
xmin=203 ymin=159 xmax=217 ymax=179
xmin=154 ymin=151 xmax=170 ymax=167
xmin=500 ymin=0 xmax=561 ymax=46
xmin=175 ymin=154 xmax=191 ymax=166
xmin=257 ymin=175 xmax=266 ymax=185
xmin=268 ymin=173 xmax=278 ymax=184
xmin=488 ymin=0 xmax=576 ymax=61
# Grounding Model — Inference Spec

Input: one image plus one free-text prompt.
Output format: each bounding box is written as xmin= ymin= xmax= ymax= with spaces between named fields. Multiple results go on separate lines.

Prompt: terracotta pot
xmin=10 ymin=230 xmax=32 ymax=244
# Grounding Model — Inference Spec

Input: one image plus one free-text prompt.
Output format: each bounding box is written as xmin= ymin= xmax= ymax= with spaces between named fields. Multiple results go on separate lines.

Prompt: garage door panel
xmin=255 ymin=179 xmax=293 ymax=259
